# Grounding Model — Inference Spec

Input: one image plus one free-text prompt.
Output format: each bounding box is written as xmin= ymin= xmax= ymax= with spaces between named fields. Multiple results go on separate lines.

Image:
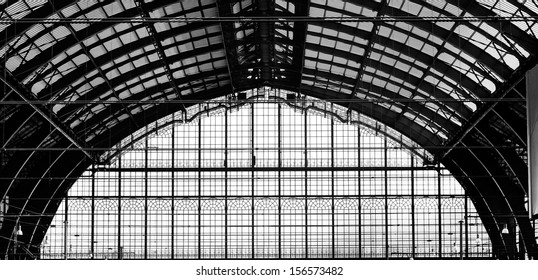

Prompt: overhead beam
xmin=89 ymin=166 xmax=438 ymax=172
xmin=46 ymin=0 xmax=141 ymax=129
xmin=289 ymin=0 xmax=310 ymax=90
xmin=435 ymin=55 xmax=538 ymax=163
xmin=257 ymin=0 xmax=275 ymax=84
xmin=216 ymin=0 xmax=240 ymax=93
xmin=0 ymin=65 xmax=97 ymax=162
xmin=134 ymin=0 xmax=187 ymax=113
xmin=350 ymin=0 xmax=387 ymax=98
xmin=444 ymin=0 xmax=538 ymax=53
xmin=395 ymin=5 xmax=468 ymax=125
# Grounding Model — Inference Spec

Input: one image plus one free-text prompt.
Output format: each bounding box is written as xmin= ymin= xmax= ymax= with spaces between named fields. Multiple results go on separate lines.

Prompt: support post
xmin=459 ymin=220 xmax=463 ymax=260
xmin=278 ymin=103 xmax=282 ymax=259
xmin=357 ymin=122 xmax=362 ymax=258
xmin=118 ymin=155 xmax=122 ymax=260
xmin=411 ymin=155 xmax=416 ymax=259
xmin=384 ymin=135 xmax=389 ymax=259
xmin=251 ymin=102 xmax=255 ymax=258
xmin=198 ymin=116 xmax=202 ymax=259
xmin=171 ymin=120 xmax=175 ymax=259
xmin=144 ymin=137 xmax=148 ymax=259
xmin=526 ymin=65 xmax=538 ymax=219
xmin=437 ymin=166 xmax=442 ymax=258
xmin=331 ymin=119 xmax=335 ymax=258
xmin=464 ymin=195 xmax=469 ymax=258
xmin=224 ymin=107 xmax=229 ymax=259
xmin=91 ymin=166 xmax=95 ymax=259
xmin=304 ymin=110 xmax=308 ymax=258
xmin=64 ymin=196 xmax=69 ymax=260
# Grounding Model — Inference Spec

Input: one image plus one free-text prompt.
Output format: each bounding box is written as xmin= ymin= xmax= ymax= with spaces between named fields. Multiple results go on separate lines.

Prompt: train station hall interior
xmin=1 ymin=0 xmax=538 ymax=260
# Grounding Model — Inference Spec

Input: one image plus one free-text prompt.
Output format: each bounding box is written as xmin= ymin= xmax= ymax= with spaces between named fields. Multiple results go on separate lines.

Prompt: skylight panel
xmin=119 ymin=31 xmax=137 ymax=45
xmin=59 ymin=3 xmax=81 ymax=18
xmin=4 ymin=1 xmax=34 ymax=20
xmin=309 ymin=6 xmax=325 ymax=17
xmin=102 ymin=1 xmax=124 ymax=17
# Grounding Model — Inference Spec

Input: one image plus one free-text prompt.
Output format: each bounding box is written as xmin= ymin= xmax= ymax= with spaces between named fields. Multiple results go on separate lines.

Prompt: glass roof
xmin=1 ymin=0 xmax=537 ymax=150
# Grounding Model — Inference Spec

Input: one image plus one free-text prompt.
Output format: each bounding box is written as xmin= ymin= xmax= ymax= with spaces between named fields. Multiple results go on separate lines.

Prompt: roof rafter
xmin=350 ymin=0 xmax=387 ymax=99
xmin=257 ymin=0 xmax=275 ymax=85
xmin=46 ymin=0 xmax=141 ymax=129
xmin=289 ymin=0 xmax=310 ymax=91
xmin=435 ymin=54 xmax=538 ymax=163
xmin=134 ymin=0 xmax=187 ymax=114
xmin=394 ymin=5 xmax=469 ymax=130
xmin=444 ymin=0 xmax=538 ymax=54
xmin=216 ymin=0 xmax=240 ymax=93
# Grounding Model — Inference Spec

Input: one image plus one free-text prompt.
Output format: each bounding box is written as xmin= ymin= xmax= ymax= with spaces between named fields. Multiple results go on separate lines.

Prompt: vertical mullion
xmin=460 ymin=192 xmax=469 ymax=258
xmin=384 ymin=135 xmax=389 ymax=259
xmin=304 ymin=109 xmax=308 ymax=259
xmin=224 ymin=107 xmax=228 ymax=259
xmin=91 ymin=165 xmax=95 ymax=260
xmin=438 ymin=166 xmax=442 ymax=259
xmin=411 ymin=155 xmax=416 ymax=259
xmin=64 ymin=193 xmax=69 ymax=260
xmin=331 ymin=119 xmax=335 ymax=258
xmin=198 ymin=117 xmax=202 ymax=259
xmin=278 ymin=103 xmax=282 ymax=259
xmin=171 ymin=120 xmax=175 ymax=259
xmin=358 ymin=122 xmax=362 ymax=258
xmin=118 ymin=156 xmax=122 ymax=260
xmin=144 ymin=137 xmax=148 ymax=259
xmin=251 ymin=102 xmax=255 ymax=259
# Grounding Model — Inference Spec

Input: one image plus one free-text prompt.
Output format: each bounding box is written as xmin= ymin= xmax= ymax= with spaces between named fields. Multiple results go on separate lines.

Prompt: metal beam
xmin=33 ymin=22 xmax=214 ymax=99
xmin=1 ymin=15 xmax=537 ymax=25
xmin=216 ymin=0 xmax=239 ymax=93
xmin=318 ymin=1 xmax=512 ymax=83
xmin=257 ymin=0 xmax=275 ymax=84
xmin=134 ymin=0 xmax=187 ymax=113
xmin=89 ymin=166 xmax=438 ymax=172
xmin=350 ymin=0 xmax=387 ymax=98
xmin=435 ymin=55 xmax=538 ymax=163
xmin=46 ymin=0 xmax=140 ymax=129
xmin=289 ymin=0 xmax=310 ymax=90
xmin=395 ymin=6 xmax=468 ymax=122
xmin=308 ymin=19 xmax=490 ymax=98
xmin=444 ymin=0 xmax=538 ymax=53
xmin=0 ymin=65 xmax=97 ymax=162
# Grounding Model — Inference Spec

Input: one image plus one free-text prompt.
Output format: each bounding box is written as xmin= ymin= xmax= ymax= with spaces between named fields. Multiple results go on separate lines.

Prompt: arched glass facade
xmin=41 ymin=93 xmax=491 ymax=259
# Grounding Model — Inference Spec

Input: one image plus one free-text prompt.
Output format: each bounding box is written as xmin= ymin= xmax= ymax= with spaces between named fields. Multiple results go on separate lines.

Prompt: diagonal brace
xmin=135 ymin=0 xmax=187 ymax=113
xmin=0 ymin=65 xmax=97 ymax=162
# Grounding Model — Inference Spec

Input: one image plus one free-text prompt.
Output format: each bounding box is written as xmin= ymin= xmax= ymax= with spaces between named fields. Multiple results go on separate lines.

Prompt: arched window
xmin=42 ymin=91 xmax=491 ymax=259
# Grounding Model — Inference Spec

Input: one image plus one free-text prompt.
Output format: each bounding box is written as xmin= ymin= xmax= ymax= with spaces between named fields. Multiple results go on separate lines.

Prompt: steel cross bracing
xmin=435 ymin=55 xmax=538 ymax=163
xmin=0 ymin=65 xmax=97 ymax=162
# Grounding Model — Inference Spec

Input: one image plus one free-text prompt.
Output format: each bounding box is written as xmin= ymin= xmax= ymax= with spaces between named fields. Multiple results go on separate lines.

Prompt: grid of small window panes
xmin=41 ymin=101 xmax=491 ymax=259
